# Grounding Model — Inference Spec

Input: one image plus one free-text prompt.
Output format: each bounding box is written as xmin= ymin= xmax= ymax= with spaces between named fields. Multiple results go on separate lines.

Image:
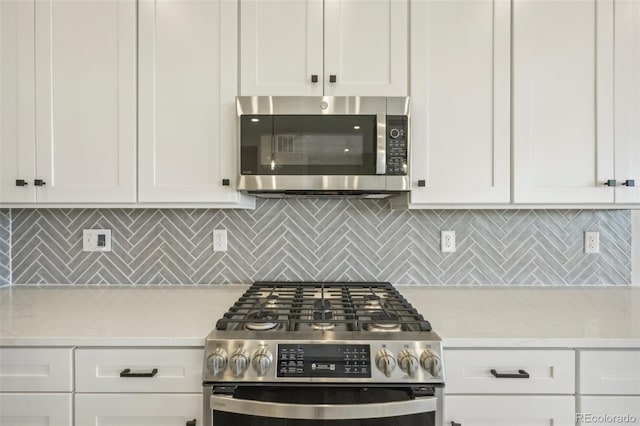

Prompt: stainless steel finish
xmin=207 ymin=348 xmax=227 ymax=376
xmin=236 ymin=96 xmax=410 ymax=195
xmin=398 ymin=349 xmax=420 ymax=377
xmin=230 ymin=349 xmax=249 ymax=377
xmin=376 ymin=112 xmax=386 ymax=175
xmin=421 ymin=349 xmax=443 ymax=377
xmin=375 ymin=348 xmax=397 ymax=377
xmin=251 ymin=348 xmax=273 ymax=377
xmin=203 ymin=333 xmax=444 ymax=384
xmin=210 ymin=393 xmax=438 ymax=420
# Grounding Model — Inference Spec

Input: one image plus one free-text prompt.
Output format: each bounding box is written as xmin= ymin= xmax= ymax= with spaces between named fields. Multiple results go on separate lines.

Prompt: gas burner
xmin=263 ymin=295 xmax=279 ymax=309
xmin=310 ymin=299 xmax=335 ymax=330
xmin=365 ymin=311 xmax=402 ymax=332
xmin=245 ymin=310 xmax=280 ymax=331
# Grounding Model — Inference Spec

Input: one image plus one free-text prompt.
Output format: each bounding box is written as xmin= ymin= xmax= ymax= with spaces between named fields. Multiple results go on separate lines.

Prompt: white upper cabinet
xmin=1 ymin=0 xmax=136 ymax=204
xmin=1 ymin=0 xmax=36 ymax=203
xmin=240 ymin=0 xmax=408 ymax=96
xmin=323 ymin=0 xmax=408 ymax=96
xmin=240 ymin=0 xmax=324 ymax=96
xmin=512 ymin=0 xmax=615 ymax=204
xmin=138 ymin=0 xmax=253 ymax=206
xmin=34 ymin=0 xmax=137 ymax=203
xmin=410 ymin=0 xmax=510 ymax=205
xmin=614 ymin=0 xmax=640 ymax=203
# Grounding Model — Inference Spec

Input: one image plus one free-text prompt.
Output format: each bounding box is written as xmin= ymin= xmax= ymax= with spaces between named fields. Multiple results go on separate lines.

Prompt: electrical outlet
xmin=213 ymin=229 xmax=228 ymax=252
xmin=83 ymin=229 xmax=112 ymax=252
xmin=441 ymin=230 xmax=456 ymax=253
xmin=584 ymin=231 xmax=600 ymax=254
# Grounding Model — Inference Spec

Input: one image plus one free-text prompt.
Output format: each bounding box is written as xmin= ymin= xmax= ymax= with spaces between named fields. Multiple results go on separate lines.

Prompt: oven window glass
xmin=212 ymin=387 xmax=435 ymax=426
xmin=240 ymin=115 xmax=377 ymax=175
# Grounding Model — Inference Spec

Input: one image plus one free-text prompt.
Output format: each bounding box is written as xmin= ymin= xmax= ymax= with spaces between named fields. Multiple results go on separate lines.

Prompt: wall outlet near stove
xmin=441 ymin=230 xmax=456 ymax=253
xmin=213 ymin=229 xmax=228 ymax=252
xmin=83 ymin=229 xmax=112 ymax=252
xmin=584 ymin=231 xmax=600 ymax=254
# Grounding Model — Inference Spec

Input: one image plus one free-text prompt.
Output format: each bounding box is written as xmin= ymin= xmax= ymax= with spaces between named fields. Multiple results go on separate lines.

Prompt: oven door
xmin=208 ymin=386 xmax=441 ymax=426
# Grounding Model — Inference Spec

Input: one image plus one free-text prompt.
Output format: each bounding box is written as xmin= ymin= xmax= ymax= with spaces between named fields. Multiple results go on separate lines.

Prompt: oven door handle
xmin=211 ymin=394 xmax=437 ymax=420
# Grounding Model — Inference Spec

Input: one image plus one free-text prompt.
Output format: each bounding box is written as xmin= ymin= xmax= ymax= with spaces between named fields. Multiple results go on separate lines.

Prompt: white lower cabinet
xmin=445 ymin=395 xmax=576 ymax=426
xmin=0 ymin=393 xmax=72 ymax=426
xmin=75 ymin=394 xmax=202 ymax=426
xmin=577 ymin=396 xmax=640 ymax=426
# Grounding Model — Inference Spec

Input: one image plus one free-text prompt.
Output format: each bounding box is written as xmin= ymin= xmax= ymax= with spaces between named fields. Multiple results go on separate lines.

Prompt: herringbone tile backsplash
xmin=0 ymin=209 xmax=9 ymax=286
xmin=7 ymin=201 xmax=632 ymax=285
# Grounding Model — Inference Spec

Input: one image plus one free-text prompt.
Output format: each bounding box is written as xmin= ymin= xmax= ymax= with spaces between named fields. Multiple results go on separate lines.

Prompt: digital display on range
xmin=277 ymin=344 xmax=371 ymax=378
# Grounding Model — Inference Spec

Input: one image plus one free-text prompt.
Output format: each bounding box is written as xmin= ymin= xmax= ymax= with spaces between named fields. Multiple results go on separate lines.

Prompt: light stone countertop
xmin=0 ymin=285 xmax=639 ymax=348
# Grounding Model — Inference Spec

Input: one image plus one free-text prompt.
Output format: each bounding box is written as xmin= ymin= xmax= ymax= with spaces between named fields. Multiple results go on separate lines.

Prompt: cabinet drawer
xmin=0 ymin=393 xmax=72 ymax=425
xmin=445 ymin=349 xmax=575 ymax=394
xmin=578 ymin=396 xmax=640 ymax=425
xmin=0 ymin=347 xmax=73 ymax=391
xmin=579 ymin=350 xmax=640 ymax=395
xmin=76 ymin=348 xmax=203 ymax=393
xmin=445 ymin=395 xmax=575 ymax=426
xmin=75 ymin=393 xmax=202 ymax=426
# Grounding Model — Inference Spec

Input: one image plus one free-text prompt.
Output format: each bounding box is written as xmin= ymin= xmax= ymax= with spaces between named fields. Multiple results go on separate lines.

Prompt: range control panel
xmin=203 ymin=339 xmax=444 ymax=384
xmin=385 ymin=115 xmax=408 ymax=175
xmin=277 ymin=344 xmax=371 ymax=378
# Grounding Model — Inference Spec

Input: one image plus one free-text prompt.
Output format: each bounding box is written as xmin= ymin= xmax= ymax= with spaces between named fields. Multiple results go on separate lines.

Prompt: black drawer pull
xmin=490 ymin=369 xmax=530 ymax=379
xmin=186 ymin=420 xmax=196 ymax=426
xmin=417 ymin=180 xmax=426 ymax=187
xmin=329 ymin=75 xmax=337 ymax=83
xmin=120 ymin=368 xmax=158 ymax=378
xmin=34 ymin=179 xmax=46 ymax=186
xmin=311 ymin=74 xmax=318 ymax=83
xmin=222 ymin=179 xmax=230 ymax=186
xmin=622 ymin=179 xmax=635 ymax=187
xmin=15 ymin=179 xmax=28 ymax=187
xmin=452 ymin=422 xmax=462 ymax=426
xmin=604 ymin=179 xmax=617 ymax=187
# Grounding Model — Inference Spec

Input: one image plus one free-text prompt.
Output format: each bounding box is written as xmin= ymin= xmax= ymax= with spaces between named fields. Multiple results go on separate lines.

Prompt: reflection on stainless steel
xmin=210 ymin=393 xmax=438 ymax=420
xmin=238 ymin=175 xmax=409 ymax=192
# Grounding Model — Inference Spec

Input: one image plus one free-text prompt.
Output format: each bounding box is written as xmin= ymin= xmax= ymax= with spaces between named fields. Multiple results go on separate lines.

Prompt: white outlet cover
xmin=441 ymin=230 xmax=456 ymax=253
xmin=83 ymin=229 xmax=112 ymax=252
xmin=213 ymin=229 xmax=228 ymax=252
xmin=584 ymin=231 xmax=600 ymax=254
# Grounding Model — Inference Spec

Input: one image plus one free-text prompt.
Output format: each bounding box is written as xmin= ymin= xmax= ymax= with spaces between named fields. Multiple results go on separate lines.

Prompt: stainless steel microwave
xmin=236 ymin=96 xmax=410 ymax=198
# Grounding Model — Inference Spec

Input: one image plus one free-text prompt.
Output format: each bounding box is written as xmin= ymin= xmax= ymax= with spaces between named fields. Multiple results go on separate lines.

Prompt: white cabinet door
xmin=578 ymin=396 xmax=640 ymax=425
xmin=0 ymin=348 xmax=73 ymax=392
xmin=34 ymin=0 xmax=137 ymax=203
xmin=0 ymin=0 xmax=36 ymax=204
xmin=410 ymin=0 xmax=510 ymax=204
xmin=139 ymin=0 xmax=253 ymax=206
xmin=324 ymin=0 xmax=407 ymax=96
xmin=614 ymin=0 xmax=640 ymax=203
xmin=579 ymin=350 xmax=640 ymax=395
xmin=0 ymin=393 xmax=72 ymax=426
xmin=75 ymin=394 xmax=202 ymax=426
xmin=240 ymin=0 xmax=323 ymax=96
xmin=445 ymin=395 xmax=576 ymax=426
xmin=512 ymin=0 xmax=615 ymax=204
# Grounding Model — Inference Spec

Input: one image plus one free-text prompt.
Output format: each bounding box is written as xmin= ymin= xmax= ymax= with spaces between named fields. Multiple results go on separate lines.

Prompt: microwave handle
xmin=376 ymin=113 xmax=386 ymax=174
xmin=211 ymin=394 xmax=436 ymax=420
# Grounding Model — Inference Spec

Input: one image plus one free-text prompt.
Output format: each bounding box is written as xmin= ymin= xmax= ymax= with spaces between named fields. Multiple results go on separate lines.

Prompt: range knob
xmin=207 ymin=348 xmax=227 ymax=376
xmin=230 ymin=349 xmax=250 ymax=377
xmin=251 ymin=348 xmax=273 ymax=377
xmin=376 ymin=349 xmax=397 ymax=377
xmin=398 ymin=349 xmax=419 ymax=376
xmin=389 ymin=128 xmax=401 ymax=139
xmin=420 ymin=349 xmax=442 ymax=377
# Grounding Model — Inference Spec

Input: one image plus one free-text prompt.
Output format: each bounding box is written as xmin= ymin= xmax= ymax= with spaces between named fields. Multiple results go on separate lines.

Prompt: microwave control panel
xmin=386 ymin=115 xmax=408 ymax=175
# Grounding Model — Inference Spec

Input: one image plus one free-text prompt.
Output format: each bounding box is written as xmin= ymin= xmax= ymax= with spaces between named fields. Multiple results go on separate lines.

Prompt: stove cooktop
xmin=216 ymin=281 xmax=432 ymax=333
xmin=203 ymin=282 xmax=444 ymax=385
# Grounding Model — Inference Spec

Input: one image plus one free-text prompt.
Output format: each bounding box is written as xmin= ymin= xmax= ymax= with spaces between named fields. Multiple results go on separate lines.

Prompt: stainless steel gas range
xmin=202 ymin=282 xmax=444 ymax=425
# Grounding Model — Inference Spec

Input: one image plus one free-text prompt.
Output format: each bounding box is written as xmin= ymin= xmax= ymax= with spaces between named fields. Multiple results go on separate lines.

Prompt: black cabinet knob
xmin=186 ymin=420 xmax=196 ymax=426
xmin=417 ymin=180 xmax=426 ymax=187
xmin=311 ymin=74 xmax=318 ymax=83
xmin=329 ymin=75 xmax=337 ymax=83
xmin=452 ymin=422 xmax=462 ymax=426
xmin=34 ymin=179 xmax=46 ymax=186
xmin=15 ymin=179 xmax=28 ymax=187
xmin=604 ymin=179 xmax=617 ymax=187
xmin=622 ymin=179 xmax=635 ymax=187
xmin=222 ymin=179 xmax=230 ymax=186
